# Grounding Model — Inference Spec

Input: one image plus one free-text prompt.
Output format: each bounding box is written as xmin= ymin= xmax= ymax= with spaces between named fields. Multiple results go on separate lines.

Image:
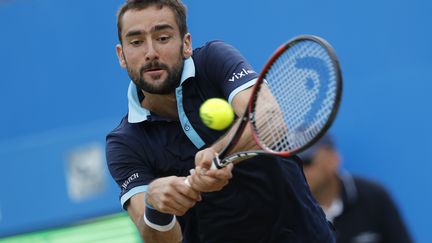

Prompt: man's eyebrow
xmin=125 ymin=24 xmax=174 ymax=39
xmin=125 ymin=30 xmax=143 ymax=38
xmin=152 ymin=24 xmax=175 ymax=32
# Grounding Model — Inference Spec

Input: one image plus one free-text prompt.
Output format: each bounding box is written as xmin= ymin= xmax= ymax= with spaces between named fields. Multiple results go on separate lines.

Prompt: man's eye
xmin=130 ymin=40 xmax=143 ymax=46
xmin=157 ymin=36 xmax=171 ymax=42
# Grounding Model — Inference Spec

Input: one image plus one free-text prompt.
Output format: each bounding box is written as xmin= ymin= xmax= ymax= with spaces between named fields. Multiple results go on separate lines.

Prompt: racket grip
xmin=211 ymin=154 xmax=226 ymax=169
xmin=211 ymin=157 xmax=220 ymax=170
xmin=184 ymin=178 xmax=191 ymax=187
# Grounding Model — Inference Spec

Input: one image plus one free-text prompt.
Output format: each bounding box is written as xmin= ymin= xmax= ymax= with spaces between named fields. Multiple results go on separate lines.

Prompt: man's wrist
xmin=143 ymin=197 xmax=176 ymax=232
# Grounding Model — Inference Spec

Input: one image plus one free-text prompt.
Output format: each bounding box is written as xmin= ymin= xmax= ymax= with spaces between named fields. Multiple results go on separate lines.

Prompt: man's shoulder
xmin=192 ymin=40 xmax=240 ymax=62
xmin=107 ymin=115 xmax=137 ymax=138
xmin=106 ymin=115 xmax=150 ymax=148
xmin=193 ymin=40 xmax=231 ymax=53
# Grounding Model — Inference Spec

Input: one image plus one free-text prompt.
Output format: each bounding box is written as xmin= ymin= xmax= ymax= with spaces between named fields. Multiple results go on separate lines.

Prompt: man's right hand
xmin=146 ymin=176 xmax=202 ymax=216
xmin=187 ymin=147 xmax=234 ymax=192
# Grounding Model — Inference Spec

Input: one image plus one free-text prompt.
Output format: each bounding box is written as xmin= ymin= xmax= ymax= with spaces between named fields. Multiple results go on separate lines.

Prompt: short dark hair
xmin=116 ymin=0 xmax=188 ymax=44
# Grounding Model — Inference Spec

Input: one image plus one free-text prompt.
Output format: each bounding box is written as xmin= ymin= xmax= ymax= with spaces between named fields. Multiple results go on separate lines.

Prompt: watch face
xmin=66 ymin=143 xmax=106 ymax=202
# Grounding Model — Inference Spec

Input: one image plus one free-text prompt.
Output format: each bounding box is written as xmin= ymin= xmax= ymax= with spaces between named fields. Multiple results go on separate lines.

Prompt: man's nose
xmin=145 ymin=41 xmax=159 ymax=61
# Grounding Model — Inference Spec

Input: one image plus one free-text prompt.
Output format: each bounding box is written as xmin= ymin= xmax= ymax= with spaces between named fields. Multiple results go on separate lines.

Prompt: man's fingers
xmin=195 ymin=148 xmax=218 ymax=169
xmin=190 ymin=173 xmax=229 ymax=192
xmin=204 ymin=163 xmax=233 ymax=180
xmin=182 ymin=176 xmax=202 ymax=201
xmin=154 ymin=191 xmax=198 ymax=216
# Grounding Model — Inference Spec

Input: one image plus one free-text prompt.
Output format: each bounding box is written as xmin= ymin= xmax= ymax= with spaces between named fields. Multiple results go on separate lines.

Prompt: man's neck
xmin=141 ymin=91 xmax=179 ymax=120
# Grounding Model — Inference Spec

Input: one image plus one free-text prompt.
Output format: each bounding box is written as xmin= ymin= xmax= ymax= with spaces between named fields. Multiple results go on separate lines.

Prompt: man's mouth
xmin=141 ymin=62 xmax=168 ymax=77
xmin=143 ymin=67 xmax=165 ymax=79
xmin=145 ymin=67 xmax=162 ymax=72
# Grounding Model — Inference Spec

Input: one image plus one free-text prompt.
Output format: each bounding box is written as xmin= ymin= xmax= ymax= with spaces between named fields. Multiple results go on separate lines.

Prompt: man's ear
xmin=182 ymin=33 xmax=192 ymax=58
xmin=116 ymin=44 xmax=127 ymax=68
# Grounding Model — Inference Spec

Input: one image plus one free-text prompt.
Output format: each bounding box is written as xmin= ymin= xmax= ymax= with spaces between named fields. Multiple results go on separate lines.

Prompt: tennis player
xmin=106 ymin=0 xmax=335 ymax=242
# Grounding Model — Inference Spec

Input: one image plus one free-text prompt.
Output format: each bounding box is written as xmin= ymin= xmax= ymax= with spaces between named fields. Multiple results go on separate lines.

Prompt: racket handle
xmin=211 ymin=156 xmax=221 ymax=169
xmin=184 ymin=178 xmax=191 ymax=187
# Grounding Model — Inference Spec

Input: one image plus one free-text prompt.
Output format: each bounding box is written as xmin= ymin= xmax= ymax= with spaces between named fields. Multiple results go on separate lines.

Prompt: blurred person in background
xmin=299 ymin=134 xmax=413 ymax=243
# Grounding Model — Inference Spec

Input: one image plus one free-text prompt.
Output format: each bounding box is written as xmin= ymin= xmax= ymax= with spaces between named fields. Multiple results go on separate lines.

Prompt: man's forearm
xmin=208 ymin=87 xmax=260 ymax=156
xmin=128 ymin=192 xmax=184 ymax=243
xmin=136 ymin=214 xmax=183 ymax=243
xmin=210 ymin=117 xmax=259 ymax=156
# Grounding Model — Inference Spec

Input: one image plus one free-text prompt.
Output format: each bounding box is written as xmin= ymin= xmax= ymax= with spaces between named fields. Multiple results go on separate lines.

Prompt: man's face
xmin=117 ymin=6 xmax=191 ymax=94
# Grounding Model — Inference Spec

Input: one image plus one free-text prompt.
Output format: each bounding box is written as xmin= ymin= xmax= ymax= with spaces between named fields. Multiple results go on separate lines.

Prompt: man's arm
xmin=127 ymin=192 xmax=183 ymax=243
xmin=188 ymin=87 xmax=259 ymax=192
xmin=127 ymin=176 xmax=201 ymax=242
xmin=212 ymin=87 xmax=258 ymax=154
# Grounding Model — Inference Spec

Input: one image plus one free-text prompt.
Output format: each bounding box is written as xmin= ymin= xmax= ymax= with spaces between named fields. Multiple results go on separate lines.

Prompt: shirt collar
xmin=179 ymin=57 xmax=195 ymax=85
xmin=127 ymin=57 xmax=195 ymax=123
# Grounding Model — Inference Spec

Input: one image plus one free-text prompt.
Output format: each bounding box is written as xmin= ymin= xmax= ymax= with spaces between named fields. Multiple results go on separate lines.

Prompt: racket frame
xmin=212 ymin=35 xmax=343 ymax=169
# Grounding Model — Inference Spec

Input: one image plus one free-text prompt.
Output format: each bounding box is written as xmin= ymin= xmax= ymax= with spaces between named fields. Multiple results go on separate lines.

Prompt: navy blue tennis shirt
xmin=106 ymin=40 xmax=335 ymax=242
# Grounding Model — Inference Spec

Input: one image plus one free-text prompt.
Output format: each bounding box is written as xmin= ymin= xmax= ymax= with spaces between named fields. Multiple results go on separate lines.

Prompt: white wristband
xmin=143 ymin=212 xmax=176 ymax=232
xmin=143 ymin=197 xmax=176 ymax=232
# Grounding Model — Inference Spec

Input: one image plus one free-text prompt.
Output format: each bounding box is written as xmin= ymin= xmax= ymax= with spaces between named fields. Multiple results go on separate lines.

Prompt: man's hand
xmin=187 ymin=147 xmax=234 ymax=192
xmin=146 ymin=176 xmax=201 ymax=216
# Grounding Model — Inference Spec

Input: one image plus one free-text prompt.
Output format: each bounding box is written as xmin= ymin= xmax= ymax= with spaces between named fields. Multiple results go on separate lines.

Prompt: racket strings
xmin=252 ymin=40 xmax=338 ymax=153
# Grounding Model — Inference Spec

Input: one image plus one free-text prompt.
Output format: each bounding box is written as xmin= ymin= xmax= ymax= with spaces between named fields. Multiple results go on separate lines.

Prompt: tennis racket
xmin=210 ymin=34 xmax=342 ymax=169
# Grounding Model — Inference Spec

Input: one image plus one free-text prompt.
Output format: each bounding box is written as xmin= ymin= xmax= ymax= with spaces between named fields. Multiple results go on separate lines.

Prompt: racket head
xmin=249 ymin=35 xmax=342 ymax=156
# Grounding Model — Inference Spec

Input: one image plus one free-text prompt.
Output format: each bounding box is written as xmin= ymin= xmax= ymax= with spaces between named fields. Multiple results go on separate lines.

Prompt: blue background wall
xmin=1 ymin=0 xmax=431 ymax=242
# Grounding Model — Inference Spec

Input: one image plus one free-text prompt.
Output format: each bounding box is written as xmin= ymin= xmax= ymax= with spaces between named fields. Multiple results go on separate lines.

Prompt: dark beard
xmin=126 ymin=49 xmax=184 ymax=95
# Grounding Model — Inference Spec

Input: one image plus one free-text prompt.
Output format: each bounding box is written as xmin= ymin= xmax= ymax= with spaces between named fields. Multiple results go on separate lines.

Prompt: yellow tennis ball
xmin=200 ymin=98 xmax=234 ymax=130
